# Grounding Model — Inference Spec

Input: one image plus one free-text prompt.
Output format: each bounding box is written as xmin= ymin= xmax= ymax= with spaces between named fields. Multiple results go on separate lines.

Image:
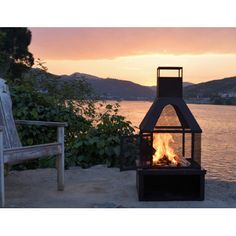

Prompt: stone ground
xmin=4 ymin=165 xmax=236 ymax=208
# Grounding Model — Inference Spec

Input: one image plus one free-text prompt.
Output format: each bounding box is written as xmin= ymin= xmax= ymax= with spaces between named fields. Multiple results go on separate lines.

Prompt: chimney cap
xmin=157 ymin=66 xmax=183 ymax=70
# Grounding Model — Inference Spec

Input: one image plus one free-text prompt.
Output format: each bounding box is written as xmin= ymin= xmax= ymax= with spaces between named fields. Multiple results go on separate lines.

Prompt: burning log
xmin=155 ymin=155 xmax=172 ymax=166
xmin=151 ymin=133 xmax=191 ymax=167
xmin=155 ymin=155 xmax=190 ymax=167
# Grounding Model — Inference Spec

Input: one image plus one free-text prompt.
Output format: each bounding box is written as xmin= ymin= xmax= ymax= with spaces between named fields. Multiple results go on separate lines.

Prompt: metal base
xmin=136 ymin=167 xmax=206 ymax=201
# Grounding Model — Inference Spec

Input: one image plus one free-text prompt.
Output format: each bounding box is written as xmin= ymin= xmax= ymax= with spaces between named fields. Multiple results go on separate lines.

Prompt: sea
xmin=116 ymin=101 xmax=236 ymax=182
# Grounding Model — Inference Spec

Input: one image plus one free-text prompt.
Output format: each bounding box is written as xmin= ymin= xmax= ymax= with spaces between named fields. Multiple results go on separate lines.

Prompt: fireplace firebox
xmin=120 ymin=66 xmax=206 ymax=201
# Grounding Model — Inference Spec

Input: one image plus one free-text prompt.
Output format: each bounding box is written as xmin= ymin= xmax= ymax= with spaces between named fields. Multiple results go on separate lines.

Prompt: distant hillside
xmin=61 ymin=74 xmax=155 ymax=100
xmin=31 ymin=69 xmax=236 ymax=104
xmin=57 ymin=73 xmax=193 ymax=100
xmin=62 ymin=72 xmax=103 ymax=81
xmin=88 ymin=78 xmax=155 ymax=100
xmin=184 ymin=76 xmax=236 ymax=97
xmin=184 ymin=76 xmax=236 ymax=105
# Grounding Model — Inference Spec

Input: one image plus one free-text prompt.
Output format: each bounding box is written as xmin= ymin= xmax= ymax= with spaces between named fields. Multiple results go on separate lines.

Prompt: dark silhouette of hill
xmin=60 ymin=73 xmax=193 ymax=100
xmin=184 ymin=76 xmax=236 ymax=98
xmin=62 ymin=73 xmax=156 ymax=99
xmin=30 ymin=69 xmax=236 ymax=103
xmin=83 ymin=78 xmax=155 ymax=100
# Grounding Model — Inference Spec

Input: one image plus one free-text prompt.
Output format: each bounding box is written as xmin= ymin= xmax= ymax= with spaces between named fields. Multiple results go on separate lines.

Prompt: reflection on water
xmin=118 ymin=101 xmax=236 ymax=182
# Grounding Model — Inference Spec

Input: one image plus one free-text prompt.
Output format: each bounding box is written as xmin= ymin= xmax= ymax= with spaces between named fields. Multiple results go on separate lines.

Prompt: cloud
xmin=30 ymin=28 xmax=236 ymax=60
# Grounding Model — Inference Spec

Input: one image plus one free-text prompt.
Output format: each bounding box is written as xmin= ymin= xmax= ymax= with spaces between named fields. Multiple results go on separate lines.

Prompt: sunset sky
xmin=29 ymin=28 xmax=236 ymax=86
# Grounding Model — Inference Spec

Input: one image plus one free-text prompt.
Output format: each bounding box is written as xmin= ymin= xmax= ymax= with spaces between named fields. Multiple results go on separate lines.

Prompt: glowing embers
xmin=152 ymin=133 xmax=190 ymax=167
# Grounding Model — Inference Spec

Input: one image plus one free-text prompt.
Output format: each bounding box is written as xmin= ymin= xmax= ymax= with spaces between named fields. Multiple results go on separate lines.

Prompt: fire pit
xmin=121 ymin=66 xmax=206 ymax=201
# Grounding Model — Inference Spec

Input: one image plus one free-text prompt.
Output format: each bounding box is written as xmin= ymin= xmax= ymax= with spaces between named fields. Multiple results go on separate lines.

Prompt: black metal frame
xmin=138 ymin=129 xmax=202 ymax=169
xmin=136 ymin=128 xmax=205 ymax=201
xmin=120 ymin=66 xmax=206 ymax=201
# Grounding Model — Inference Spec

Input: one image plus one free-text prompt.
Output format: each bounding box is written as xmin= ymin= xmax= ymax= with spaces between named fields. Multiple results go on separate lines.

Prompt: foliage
xmin=0 ymin=27 xmax=34 ymax=80
xmin=8 ymin=74 xmax=93 ymax=169
xmin=183 ymin=76 xmax=236 ymax=106
xmin=67 ymin=103 xmax=135 ymax=168
xmin=9 ymin=74 xmax=135 ymax=170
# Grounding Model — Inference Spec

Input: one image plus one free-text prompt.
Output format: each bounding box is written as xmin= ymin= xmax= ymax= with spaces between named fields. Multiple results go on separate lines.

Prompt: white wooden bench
xmin=0 ymin=79 xmax=67 ymax=207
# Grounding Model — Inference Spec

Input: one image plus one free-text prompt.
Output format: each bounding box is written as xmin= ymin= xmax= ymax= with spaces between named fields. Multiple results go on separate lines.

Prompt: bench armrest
xmin=15 ymin=120 xmax=68 ymax=127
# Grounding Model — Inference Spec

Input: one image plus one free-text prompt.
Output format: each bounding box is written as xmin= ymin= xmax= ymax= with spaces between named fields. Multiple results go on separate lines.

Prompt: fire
xmin=152 ymin=133 xmax=179 ymax=166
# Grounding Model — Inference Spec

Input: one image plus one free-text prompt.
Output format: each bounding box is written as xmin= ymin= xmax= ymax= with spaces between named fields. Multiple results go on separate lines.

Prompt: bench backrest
xmin=0 ymin=79 xmax=22 ymax=148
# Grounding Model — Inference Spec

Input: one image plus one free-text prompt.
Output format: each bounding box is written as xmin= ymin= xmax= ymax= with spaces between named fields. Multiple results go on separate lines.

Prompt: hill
xmin=45 ymin=72 xmax=194 ymax=100
xmin=62 ymin=73 xmax=155 ymax=100
xmin=184 ymin=76 xmax=236 ymax=97
xmin=184 ymin=76 xmax=236 ymax=105
xmin=31 ymin=69 xmax=236 ymax=104
xmin=31 ymin=69 xmax=156 ymax=100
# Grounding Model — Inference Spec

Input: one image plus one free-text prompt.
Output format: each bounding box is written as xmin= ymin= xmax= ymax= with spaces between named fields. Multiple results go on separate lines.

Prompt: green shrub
xmin=67 ymin=103 xmax=135 ymax=168
xmin=8 ymin=76 xmax=92 ymax=169
xmin=8 ymin=76 xmax=135 ymax=169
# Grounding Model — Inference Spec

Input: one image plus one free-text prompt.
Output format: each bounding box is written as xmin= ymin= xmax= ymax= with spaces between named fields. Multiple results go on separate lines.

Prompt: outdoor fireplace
xmin=120 ymin=66 xmax=206 ymax=201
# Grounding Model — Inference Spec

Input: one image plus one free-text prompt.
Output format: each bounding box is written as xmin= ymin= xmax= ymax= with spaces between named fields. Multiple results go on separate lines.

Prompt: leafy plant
xmin=8 ymin=75 xmax=92 ymax=169
xmin=8 ymin=75 xmax=135 ymax=169
xmin=68 ymin=103 xmax=135 ymax=168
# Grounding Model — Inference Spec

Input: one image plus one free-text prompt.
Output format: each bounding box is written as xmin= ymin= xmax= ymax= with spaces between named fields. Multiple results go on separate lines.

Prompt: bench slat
xmin=4 ymin=143 xmax=62 ymax=164
xmin=15 ymin=120 xmax=68 ymax=127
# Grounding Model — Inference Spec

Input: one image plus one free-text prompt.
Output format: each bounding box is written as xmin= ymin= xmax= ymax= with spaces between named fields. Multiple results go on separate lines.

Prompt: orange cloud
xmin=30 ymin=28 xmax=236 ymax=60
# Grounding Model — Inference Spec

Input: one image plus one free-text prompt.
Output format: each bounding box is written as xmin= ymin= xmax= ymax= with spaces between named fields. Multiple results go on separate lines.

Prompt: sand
xmin=4 ymin=165 xmax=236 ymax=208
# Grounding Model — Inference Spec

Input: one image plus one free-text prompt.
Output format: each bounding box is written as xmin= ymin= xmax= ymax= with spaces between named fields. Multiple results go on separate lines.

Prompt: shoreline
xmin=102 ymin=100 xmax=236 ymax=107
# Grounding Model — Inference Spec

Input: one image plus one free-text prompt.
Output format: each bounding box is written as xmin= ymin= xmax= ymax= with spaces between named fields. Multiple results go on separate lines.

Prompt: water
xmin=118 ymin=101 xmax=236 ymax=182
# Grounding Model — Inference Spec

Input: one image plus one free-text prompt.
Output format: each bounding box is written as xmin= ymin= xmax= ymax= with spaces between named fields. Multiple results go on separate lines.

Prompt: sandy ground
xmin=4 ymin=165 xmax=236 ymax=208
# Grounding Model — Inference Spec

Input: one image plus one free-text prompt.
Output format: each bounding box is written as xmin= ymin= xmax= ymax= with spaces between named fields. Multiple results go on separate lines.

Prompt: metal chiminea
xmin=120 ymin=66 xmax=206 ymax=201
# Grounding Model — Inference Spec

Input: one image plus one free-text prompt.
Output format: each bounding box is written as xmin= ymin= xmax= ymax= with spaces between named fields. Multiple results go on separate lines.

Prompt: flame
xmin=152 ymin=133 xmax=179 ymax=166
